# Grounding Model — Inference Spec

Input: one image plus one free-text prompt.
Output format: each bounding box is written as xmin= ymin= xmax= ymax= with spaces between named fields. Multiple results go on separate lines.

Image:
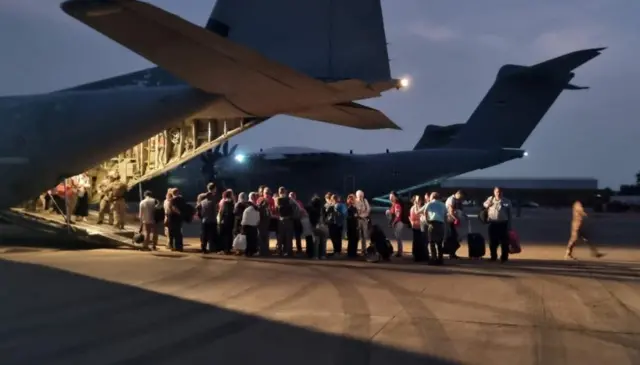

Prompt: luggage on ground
xmin=466 ymin=220 xmax=486 ymax=258
xmin=508 ymin=229 xmax=521 ymax=254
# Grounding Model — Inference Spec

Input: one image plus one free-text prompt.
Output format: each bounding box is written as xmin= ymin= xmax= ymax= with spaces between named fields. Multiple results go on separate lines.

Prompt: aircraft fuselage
xmin=165 ymin=148 xmax=525 ymax=202
xmin=0 ymin=86 xmax=217 ymax=209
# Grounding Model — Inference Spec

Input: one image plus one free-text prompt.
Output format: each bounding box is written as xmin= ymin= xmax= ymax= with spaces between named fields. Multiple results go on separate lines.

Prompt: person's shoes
xmin=394 ymin=252 xmax=402 ymax=258
xmin=592 ymin=252 xmax=605 ymax=259
xmin=564 ymin=253 xmax=576 ymax=260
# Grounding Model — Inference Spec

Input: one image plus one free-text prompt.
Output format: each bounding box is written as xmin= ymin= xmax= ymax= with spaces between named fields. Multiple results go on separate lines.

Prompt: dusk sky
xmin=2 ymin=0 xmax=639 ymax=188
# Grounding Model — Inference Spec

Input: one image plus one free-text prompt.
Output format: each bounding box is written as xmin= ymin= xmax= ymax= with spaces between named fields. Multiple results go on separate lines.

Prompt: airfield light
xmin=234 ymin=154 xmax=246 ymax=163
xmin=399 ymin=77 xmax=411 ymax=89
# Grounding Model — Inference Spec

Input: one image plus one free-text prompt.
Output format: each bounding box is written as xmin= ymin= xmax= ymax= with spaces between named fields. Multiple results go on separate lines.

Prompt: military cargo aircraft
xmin=0 ymin=0 xmax=404 ymax=209
xmin=156 ymin=47 xmax=605 ymax=202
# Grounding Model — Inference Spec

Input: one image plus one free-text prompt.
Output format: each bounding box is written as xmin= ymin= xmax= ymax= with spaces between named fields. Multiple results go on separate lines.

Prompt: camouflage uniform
xmin=565 ymin=201 xmax=602 ymax=259
xmin=110 ymin=175 xmax=128 ymax=229
xmin=97 ymin=177 xmax=113 ymax=225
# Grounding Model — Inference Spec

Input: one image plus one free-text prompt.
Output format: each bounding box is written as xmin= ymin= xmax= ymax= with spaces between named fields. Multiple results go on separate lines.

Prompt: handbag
xmin=233 ymin=234 xmax=247 ymax=251
xmin=508 ymin=230 xmax=521 ymax=254
xmin=133 ymin=225 xmax=145 ymax=244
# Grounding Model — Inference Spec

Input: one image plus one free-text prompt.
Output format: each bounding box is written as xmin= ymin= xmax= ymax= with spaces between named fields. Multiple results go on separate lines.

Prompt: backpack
xmin=153 ymin=200 xmax=164 ymax=223
xmin=181 ymin=202 xmax=195 ymax=223
xmin=399 ymin=199 xmax=411 ymax=225
xmin=277 ymin=196 xmax=294 ymax=218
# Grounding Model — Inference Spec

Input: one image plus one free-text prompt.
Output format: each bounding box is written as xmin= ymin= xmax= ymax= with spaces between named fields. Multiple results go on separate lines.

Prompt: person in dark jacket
xmin=323 ymin=192 xmax=342 ymax=256
xmin=345 ymin=194 xmax=360 ymax=258
xmin=218 ymin=189 xmax=235 ymax=254
xmin=308 ymin=195 xmax=327 ymax=259
xmin=166 ymin=188 xmax=186 ymax=252
xmin=233 ymin=192 xmax=250 ymax=236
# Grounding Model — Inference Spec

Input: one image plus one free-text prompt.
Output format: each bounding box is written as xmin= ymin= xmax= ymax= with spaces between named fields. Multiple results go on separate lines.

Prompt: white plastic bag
xmin=233 ymin=234 xmax=247 ymax=251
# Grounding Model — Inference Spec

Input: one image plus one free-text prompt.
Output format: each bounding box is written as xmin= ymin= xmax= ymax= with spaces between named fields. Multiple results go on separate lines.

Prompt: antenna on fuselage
xmin=386 ymin=149 xmax=389 ymax=153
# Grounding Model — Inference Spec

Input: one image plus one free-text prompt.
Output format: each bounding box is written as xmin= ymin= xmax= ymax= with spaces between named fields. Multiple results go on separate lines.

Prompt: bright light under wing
xmin=234 ymin=154 xmax=246 ymax=163
xmin=523 ymin=151 xmax=529 ymax=157
xmin=399 ymin=77 xmax=411 ymax=89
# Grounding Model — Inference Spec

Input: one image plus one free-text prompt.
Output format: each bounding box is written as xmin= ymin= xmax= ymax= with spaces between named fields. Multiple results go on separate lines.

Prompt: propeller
xmin=199 ymin=141 xmax=239 ymax=186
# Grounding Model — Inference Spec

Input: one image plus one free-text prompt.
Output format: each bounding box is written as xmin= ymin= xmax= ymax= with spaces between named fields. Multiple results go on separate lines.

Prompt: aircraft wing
xmin=60 ymin=0 xmax=398 ymax=130
xmin=288 ymin=102 xmax=401 ymax=130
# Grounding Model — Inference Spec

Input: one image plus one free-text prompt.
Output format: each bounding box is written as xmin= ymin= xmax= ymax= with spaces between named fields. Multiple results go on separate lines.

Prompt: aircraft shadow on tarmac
xmin=0 ymin=259 xmax=461 ymax=365
xmin=199 ymin=254 xmax=640 ymax=285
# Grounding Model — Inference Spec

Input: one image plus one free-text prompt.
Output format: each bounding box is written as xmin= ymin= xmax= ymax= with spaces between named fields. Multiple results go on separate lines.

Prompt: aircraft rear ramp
xmin=84 ymin=117 xmax=262 ymax=202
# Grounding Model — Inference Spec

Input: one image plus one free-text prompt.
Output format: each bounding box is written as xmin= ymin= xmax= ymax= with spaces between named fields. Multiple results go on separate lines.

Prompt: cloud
xmin=531 ymin=26 xmax=609 ymax=58
xmin=406 ymin=22 xmax=458 ymax=42
xmin=474 ymin=34 xmax=511 ymax=50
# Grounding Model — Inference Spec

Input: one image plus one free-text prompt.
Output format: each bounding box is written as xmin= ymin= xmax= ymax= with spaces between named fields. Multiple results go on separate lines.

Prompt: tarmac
xmin=0 ymin=209 xmax=639 ymax=364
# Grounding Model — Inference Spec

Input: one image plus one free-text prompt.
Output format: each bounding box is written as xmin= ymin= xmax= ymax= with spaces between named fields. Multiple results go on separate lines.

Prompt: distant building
xmin=441 ymin=177 xmax=598 ymax=190
xmin=433 ymin=177 xmax=599 ymax=207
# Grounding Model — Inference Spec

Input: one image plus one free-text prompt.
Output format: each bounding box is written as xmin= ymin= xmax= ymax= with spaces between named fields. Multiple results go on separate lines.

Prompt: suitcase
xmin=466 ymin=221 xmax=486 ymax=258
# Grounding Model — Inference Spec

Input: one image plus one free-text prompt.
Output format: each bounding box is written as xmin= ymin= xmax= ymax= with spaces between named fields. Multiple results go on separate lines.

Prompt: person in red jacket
xmin=386 ymin=191 xmax=404 ymax=257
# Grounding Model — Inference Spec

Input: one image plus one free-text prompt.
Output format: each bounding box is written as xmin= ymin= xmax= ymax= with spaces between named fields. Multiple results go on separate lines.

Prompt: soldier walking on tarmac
xmin=96 ymin=174 xmax=114 ymax=225
xmin=110 ymin=173 xmax=128 ymax=229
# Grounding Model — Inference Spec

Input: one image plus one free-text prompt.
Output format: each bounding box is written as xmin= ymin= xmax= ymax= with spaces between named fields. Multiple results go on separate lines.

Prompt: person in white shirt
xmin=139 ymin=190 xmax=159 ymax=250
xmin=444 ymin=190 xmax=465 ymax=259
xmin=483 ymin=187 xmax=512 ymax=262
xmin=241 ymin=192 xmax=261 ymax=256
xmin=354 ymin=190 xmax=371 ymax=254
xmin=73 ymin=173 xmax=91 ymax=222
xmin=424 ymin=192 xmax=447 ymax=264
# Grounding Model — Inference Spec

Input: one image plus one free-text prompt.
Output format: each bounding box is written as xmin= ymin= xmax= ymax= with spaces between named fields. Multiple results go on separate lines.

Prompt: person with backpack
xmin=386 ymin=191 xmax=406 ymax=257
xmin=196 ymin=183 xmax=218 ymax=253
xmin=275 ymin=186 xmax=296 ymax=256
xmin=218 ymin=189 xmax=236 ymax=254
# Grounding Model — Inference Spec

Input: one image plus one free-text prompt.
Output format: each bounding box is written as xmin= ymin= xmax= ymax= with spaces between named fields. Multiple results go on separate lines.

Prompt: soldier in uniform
xmin=96 ymin=174 xmax=114 ymax=225
xmin=565 ymin=200 xmax=604 ymax=260
xmin=110 ymin=173 xmax=128 ymax=229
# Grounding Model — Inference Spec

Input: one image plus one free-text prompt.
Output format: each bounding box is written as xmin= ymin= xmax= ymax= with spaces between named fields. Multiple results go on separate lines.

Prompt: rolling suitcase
xmin=467 ymin=220 xmax=486 ymax=259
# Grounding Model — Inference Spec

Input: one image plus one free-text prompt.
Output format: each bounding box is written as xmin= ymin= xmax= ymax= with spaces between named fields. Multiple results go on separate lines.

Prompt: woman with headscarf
xmin=234 ymin=192 xmax=250 ymax=236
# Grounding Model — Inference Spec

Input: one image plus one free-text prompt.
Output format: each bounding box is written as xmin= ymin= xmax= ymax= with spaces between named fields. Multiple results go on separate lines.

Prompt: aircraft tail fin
xmin=413 ymin=123 xmax=464 ymax=150
xmin=207 ymin=0 xmax=392 ymax=83
xmin=446 ymin=48 xmax=604 ymax=149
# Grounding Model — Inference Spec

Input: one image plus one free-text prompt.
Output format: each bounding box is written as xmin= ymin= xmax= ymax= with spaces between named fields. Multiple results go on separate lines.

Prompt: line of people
xmin=191 ymin=184 xmax=379 ymax=259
